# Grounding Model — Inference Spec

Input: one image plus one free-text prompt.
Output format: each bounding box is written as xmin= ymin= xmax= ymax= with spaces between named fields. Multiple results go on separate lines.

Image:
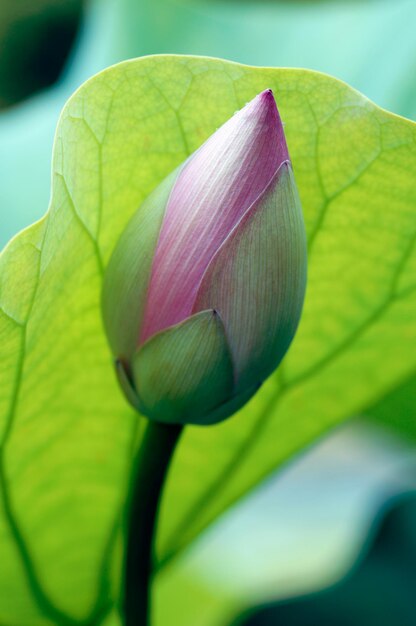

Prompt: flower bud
xmin=102 ymin=90 xmax=307 ymax=425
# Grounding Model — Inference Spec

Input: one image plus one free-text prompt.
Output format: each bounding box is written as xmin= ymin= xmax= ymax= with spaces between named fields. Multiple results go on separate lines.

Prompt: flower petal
xmin=193 ymin=163 xmax=307 ymax=391
xmin=132 ymin=310 xmax=234 ymax=425
xmin=140 ymin=90 xmax=288 ymax=343
xmin=102 ymin=168 xmax=179 ymax=360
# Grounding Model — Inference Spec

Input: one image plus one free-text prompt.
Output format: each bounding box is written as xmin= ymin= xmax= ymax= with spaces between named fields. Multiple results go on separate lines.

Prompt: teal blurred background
xmin=1 ymin=0 xmax=415 ymax=248
xmin=1 ymin=1 xmax=415 ymax=624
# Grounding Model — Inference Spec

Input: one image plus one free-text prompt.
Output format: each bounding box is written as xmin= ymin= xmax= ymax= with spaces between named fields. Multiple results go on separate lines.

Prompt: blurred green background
xmin=1 ymin=1 xmax=415 ymax=624
xmin=1 ymin=0 xmax=415 ymax=248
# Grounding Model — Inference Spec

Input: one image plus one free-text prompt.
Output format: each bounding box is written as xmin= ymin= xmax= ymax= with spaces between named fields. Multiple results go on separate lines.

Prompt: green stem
xmin=124 ymin=420 xmax=182 ymax=626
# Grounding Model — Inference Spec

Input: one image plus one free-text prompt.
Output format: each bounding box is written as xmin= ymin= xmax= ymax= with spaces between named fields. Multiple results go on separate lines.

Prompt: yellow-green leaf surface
xmin=1 ymin=55 xmax=415 ymax=623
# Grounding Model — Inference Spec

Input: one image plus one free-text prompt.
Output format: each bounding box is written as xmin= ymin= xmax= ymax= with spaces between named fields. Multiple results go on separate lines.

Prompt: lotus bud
xmin=102 ymin=90 xmax=307 ymax=426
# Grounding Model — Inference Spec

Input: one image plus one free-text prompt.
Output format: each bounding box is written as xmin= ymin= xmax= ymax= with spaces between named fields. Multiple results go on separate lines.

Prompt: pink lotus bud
xmin=102 ymin=90 xmax=306 ymax=425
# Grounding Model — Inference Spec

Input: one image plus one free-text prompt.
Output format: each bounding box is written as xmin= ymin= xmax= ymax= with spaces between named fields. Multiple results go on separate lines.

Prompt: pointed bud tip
xmin=245 ymin=88 xmax=280 ymax=126
xmin=258 ymin=88 xmax=289 ymax=163
xmin=258 ymin=88 xmax=276 ymax=106
xmin=253 ymin=88 xmax=276 ymax=106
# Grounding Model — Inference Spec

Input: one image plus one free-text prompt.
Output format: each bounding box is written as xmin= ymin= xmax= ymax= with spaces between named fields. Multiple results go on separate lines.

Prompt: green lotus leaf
xmin=0 ymin=55 xmax=415 ymax=624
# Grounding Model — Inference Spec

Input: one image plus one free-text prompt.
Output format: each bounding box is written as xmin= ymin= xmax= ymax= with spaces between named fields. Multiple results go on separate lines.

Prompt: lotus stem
xmin=124 ymin=420 xmax=182 ymax=626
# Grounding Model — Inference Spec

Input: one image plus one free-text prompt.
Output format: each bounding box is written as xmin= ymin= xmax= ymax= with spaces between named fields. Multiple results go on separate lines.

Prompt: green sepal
xmin=202 ymin=383 xmax=261 ymax=424
xmin=114 ymin=359 xmax=142 ymax=412
xmin=131 ymin=310 xmax=235 ymax=425
xmin=102 ymin=167 xmax=180 ymax=362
